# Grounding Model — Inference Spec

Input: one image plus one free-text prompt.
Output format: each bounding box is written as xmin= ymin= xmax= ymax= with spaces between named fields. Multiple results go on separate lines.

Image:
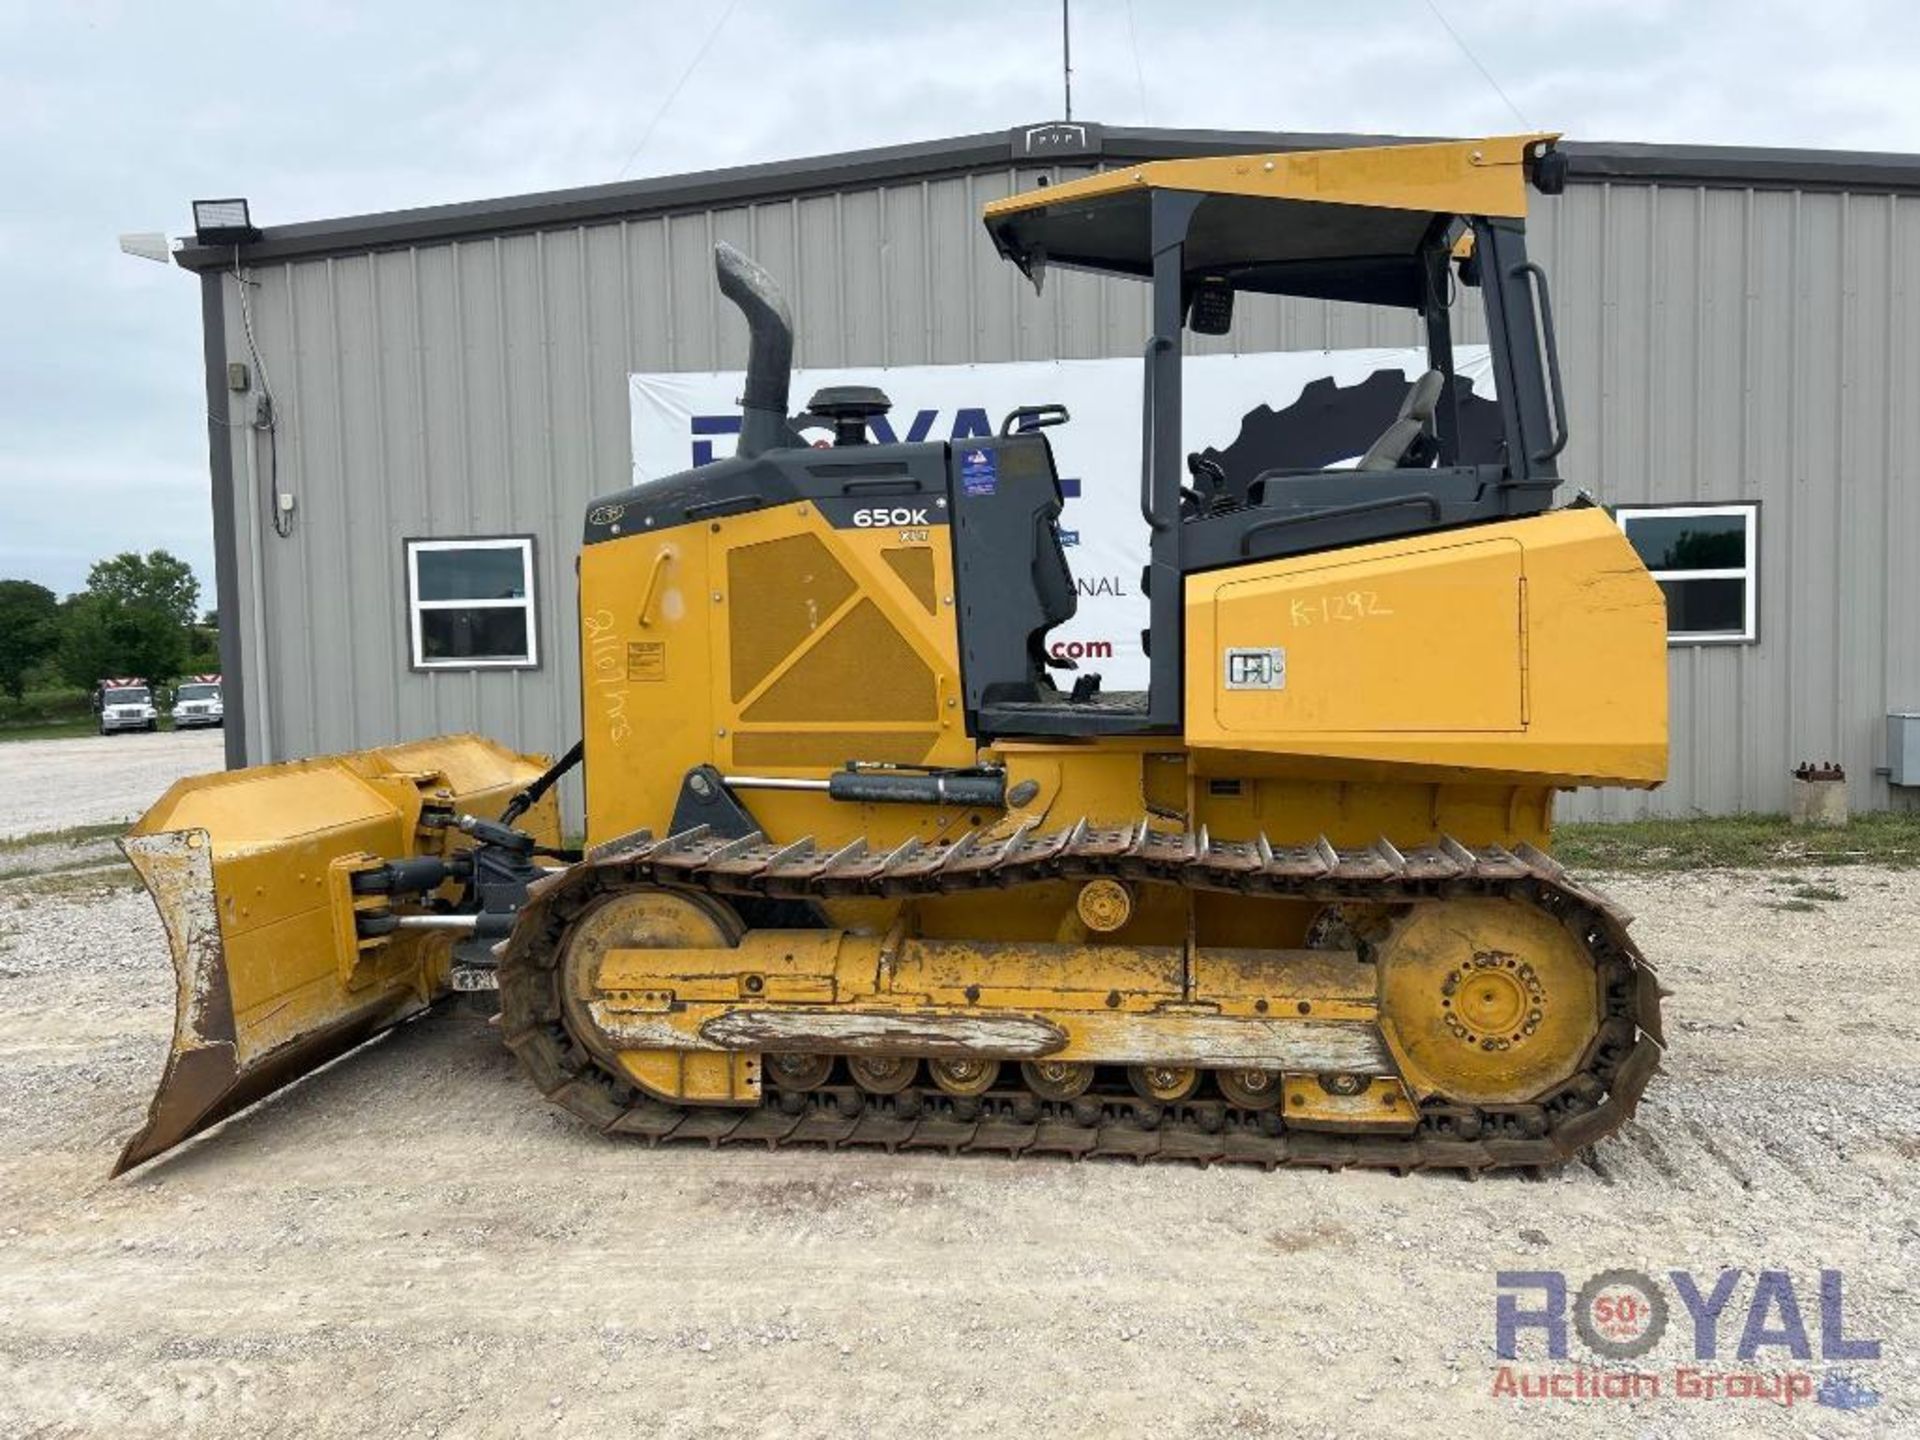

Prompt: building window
xmin=1614 ymin=503 xmax=1758 ymax=644
xmin=405 ymin=537 xmax=538 ymax=669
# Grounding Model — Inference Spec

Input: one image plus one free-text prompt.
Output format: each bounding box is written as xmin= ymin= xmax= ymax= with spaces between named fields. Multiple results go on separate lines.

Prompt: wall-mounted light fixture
xmin=192 ymin=198 xmax=261 ymax=246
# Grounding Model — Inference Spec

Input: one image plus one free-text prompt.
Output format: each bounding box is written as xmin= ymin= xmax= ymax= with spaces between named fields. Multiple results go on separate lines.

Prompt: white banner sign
xmin=630 ymin=348 xmax=1493 ymax=688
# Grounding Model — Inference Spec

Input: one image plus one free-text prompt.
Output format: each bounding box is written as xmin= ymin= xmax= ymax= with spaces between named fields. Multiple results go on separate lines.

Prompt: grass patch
xmin=0 ymin=686 xmax=92 ymax=740
xmin=0 ymin=853 xmax=131 ymax=882
xmin=0 ymin=719 xmax=195 ymax=742
xmin=1788 ymin=884 xmax=1847 ymax=902
xmin=0 ymin=688 xmax=207 ymax=742
xmin=0 ymin=822 xmax=129 ymax=856
xmin=0 ymin=717 xmax=100 ymax=741
xmin=1555 ymin=812 xmax=1920 ymax=872
xmin=1766 ymin=898 xmax=1821 ymax=913
xmin=0 ymin=867 xmax=143 ymax=901
xmin=0 ymin=823 xmax=132 ymax=882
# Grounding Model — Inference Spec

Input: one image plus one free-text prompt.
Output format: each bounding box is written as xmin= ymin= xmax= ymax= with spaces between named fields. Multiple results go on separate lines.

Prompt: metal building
xmin=169 ymin=122 xmax=1920 ymax=820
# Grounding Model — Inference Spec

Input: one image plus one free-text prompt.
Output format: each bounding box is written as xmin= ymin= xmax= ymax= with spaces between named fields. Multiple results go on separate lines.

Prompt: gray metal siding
xmin=1538 ymin=184 xmax=1920 ymax=818
xmin=213 ymin=164 xmax=1920 ymax=822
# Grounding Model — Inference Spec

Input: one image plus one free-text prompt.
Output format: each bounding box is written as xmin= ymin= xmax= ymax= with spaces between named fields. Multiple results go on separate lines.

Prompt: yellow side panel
xmin=1184 ymin=507 xmax=1667 ymax=787
xmin=725 ymin=531 xmax=856 ymax=700
xmin=708 ymin=503 xmax=974 ymax=779
xmin=1211 ymin=536 xmax=1525 ymax=735
xmin=579 ymin=499 xmax=974 ymax=848
xmin=579 ymin=528 xmax=717 ymax=848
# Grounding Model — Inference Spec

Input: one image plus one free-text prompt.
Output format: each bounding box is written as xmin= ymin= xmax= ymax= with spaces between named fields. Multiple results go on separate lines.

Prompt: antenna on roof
xmin=1061 ymin=0 xmax=1073 ymax=121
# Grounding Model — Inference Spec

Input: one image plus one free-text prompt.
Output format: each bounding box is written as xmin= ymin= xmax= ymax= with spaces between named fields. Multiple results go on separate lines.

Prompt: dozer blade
xmin=114 ymin=735 xmax=558 ymax=1175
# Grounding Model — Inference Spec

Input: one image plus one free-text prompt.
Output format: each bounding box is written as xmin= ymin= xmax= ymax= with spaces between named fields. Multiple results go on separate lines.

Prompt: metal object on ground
xmin=1790 ymin=761 xmax=1849 ymax=828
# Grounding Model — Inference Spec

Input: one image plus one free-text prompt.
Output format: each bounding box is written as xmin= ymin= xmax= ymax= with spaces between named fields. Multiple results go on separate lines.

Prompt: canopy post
xmin=1142 ymin=189 xmax=1201 ymax=729
xmin=1422 ymin=244 xmax=1461 ymax=467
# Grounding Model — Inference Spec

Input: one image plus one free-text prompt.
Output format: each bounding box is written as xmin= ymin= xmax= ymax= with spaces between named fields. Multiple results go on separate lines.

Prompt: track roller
xmin=1216 ymin=1069 xmax=1283 ymax=1110
xmin=847 ymin=1056 xmax=919 ymax=1094
xmin=1129 ymin=1064 xmax=1200 ymax=1103
xmin=765 ymin=1053 xmax=832 ymax=1091
xmin=929 ymin=1058 xmax=1000 ymax=1096
xmin=1020 ymin=1060 xmax=1095 ymax=1100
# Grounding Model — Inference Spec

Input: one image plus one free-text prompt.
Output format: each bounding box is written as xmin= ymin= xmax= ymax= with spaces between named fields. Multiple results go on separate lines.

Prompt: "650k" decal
xmin=851 ymin=506 xmax=930 ymax=527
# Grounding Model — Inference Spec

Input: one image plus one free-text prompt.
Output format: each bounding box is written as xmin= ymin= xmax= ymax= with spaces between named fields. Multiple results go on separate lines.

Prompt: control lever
xmin=1186 ymin=452 xmax=1229 ymax=513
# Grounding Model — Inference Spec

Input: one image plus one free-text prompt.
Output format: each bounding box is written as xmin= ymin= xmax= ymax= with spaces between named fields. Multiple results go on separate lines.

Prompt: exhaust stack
xmin=714 ymin=242 xmax=796 ymax=458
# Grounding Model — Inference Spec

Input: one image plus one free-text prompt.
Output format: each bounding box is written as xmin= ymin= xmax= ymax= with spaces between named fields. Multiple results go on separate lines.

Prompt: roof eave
xmin=171 ymin=123 xmax=1920 ymax=273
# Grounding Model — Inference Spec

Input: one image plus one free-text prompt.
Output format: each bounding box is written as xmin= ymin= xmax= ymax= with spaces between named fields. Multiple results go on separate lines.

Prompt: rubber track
xmin=496 ymin=821 xmax=1665 ymax=1173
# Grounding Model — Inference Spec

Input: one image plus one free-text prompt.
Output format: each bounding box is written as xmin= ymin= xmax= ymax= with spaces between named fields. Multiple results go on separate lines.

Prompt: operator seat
xmin=1357 ymin=368 xmax=1444 ymax=471
xmin=1184 ymin=368 xmax=1450 ymax=516
xmin=1027 ymin=510 xmax=1078 ymax=673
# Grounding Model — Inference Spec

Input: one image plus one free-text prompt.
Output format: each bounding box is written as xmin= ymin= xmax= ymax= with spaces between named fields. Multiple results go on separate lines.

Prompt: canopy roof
xmin=982 ymin=133 xmax=1556 ymax=307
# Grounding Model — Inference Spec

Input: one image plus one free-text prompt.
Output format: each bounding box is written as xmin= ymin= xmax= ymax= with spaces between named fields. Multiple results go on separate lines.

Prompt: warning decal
xmin=628 ymin=641 xmax=666 ymax=681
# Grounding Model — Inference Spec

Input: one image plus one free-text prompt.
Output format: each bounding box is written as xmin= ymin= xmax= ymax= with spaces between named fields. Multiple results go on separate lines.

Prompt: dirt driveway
xmin=0 ymin=844 xmax=1913 ymax=1437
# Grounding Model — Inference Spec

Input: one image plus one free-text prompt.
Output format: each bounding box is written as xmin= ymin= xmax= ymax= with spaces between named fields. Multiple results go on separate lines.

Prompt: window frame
xmin=403 ymin=535 xmax=541 ymax=671
xmin=1613 ymin=501 xmax=1760 ymax=646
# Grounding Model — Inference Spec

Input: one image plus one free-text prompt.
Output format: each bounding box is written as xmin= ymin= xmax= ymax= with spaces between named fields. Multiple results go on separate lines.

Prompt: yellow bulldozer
xmin=118 ymin=132 xmax=1667 ymax=1176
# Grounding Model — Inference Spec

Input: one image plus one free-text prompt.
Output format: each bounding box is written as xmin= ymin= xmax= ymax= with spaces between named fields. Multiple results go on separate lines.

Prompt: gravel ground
xmin=0 ymin=730 xmax=225 ymax=840
xmin=0 ymin=850 xmax=1914 ymax=1437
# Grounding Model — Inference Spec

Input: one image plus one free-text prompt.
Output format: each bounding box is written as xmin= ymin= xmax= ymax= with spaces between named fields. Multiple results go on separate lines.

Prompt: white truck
xmin=170 ymin=674 xmax=224 ymax=729
xmin=94 ymin=677 xmax=159 ymax=735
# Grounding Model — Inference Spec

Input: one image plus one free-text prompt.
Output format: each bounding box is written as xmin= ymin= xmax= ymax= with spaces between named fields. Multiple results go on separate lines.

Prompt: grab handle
xmin=1139 ymin=335 xmax=1174 ymax=531
xmin=1510 ymin=260 xmax=1568 ymax=463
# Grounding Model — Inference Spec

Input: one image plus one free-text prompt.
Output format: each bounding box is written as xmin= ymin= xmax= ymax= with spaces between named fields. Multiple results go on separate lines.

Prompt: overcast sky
xmin=3 ymin=0 xmax=1917 ymax=602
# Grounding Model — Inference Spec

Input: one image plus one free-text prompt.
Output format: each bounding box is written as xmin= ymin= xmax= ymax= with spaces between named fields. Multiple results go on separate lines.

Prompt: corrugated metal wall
xmin=212 ymin=160 xmax=1920 ymax=821
xmin=1543 ymin=183 xmax=1920 ymax=817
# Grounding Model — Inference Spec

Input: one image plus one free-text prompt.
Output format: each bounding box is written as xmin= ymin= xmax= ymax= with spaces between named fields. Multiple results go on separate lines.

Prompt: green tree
xmin=55 ymin=551 xmax=202 ymax=688
xmin=84 ymin=551 xmax=200 ymax=628
xmin=185 ymin=622 xmax=221 ymax=674
xmin=187 ymin=606 xmax=222 ymax=673
xmin=0 ymin=580 xmax=60 ymax=700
